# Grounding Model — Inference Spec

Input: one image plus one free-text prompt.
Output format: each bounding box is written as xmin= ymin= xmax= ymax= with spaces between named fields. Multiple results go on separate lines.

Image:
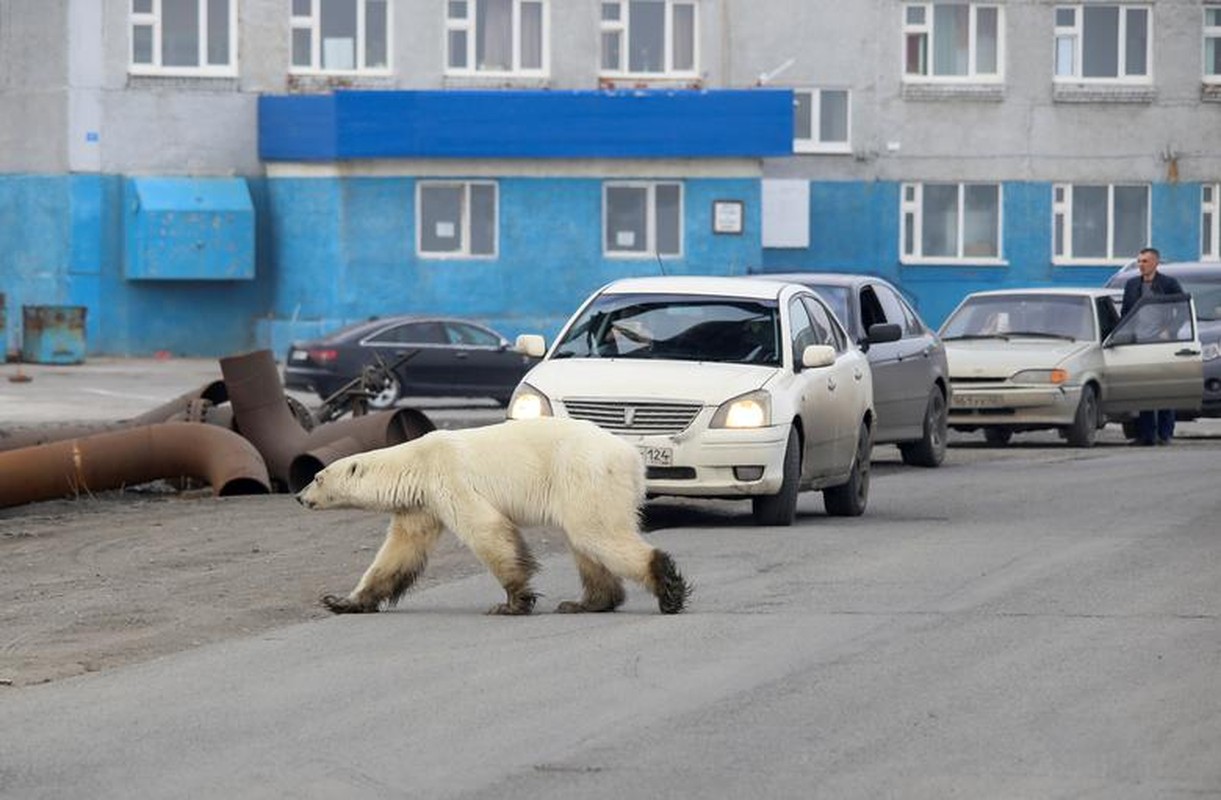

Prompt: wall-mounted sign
xmin=713 ymin=200 xmax=744 ymax=235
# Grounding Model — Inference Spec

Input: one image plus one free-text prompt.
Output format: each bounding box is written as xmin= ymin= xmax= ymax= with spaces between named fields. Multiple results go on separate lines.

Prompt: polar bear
xmin=296 ymin=417 xmax=690 ymax=615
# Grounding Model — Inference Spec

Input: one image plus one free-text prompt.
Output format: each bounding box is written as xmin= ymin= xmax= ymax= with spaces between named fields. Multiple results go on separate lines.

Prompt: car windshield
xmin=552 ymin=293 xmax=782 ymax=365
xmin=941 ymin=295 xmax=1093 ymax=341
xmin=802 ymin=284 xmax=851 ymax=328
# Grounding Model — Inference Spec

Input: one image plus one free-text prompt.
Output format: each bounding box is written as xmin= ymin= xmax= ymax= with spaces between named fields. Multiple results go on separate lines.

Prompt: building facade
xmin=1 ymin=0 xmax=1219 ymax=357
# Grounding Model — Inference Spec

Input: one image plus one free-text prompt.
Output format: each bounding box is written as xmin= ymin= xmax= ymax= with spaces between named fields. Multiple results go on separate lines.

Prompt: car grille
xmin=564 ymin=400 xmax=702 ymax=434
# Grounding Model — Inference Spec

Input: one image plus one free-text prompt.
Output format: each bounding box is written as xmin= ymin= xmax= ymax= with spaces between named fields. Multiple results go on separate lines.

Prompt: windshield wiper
xmin=1003 ymin=331 xmax=1076 ymax=340
xmin=943 ymin=333 xmax=1011 ymax=341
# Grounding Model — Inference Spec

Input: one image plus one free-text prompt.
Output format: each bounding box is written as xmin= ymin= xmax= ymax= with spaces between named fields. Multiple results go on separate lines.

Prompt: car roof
xmin=317 ymin=315 xmax=479 ymax=343
xmin=600 ymin=275 xmax=797 ymax=300
xmin=962 ymin=287 xmax=1114 ymax=300
xmin=1106 ymin=260 xmax=1221 ymax=285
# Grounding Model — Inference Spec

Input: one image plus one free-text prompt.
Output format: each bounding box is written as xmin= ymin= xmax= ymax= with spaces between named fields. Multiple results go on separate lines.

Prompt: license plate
xmin=638 ymin=446 xmax=673 ymax=467
xmin=289 ymin=350 xmax=309 ymax=363
xmin=955 ymin=394 xmax=1002 ymax=408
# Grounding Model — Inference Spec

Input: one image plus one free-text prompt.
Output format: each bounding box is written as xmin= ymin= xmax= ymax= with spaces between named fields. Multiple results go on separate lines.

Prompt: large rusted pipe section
xmin=220 ymin=349 xmax=309 ymax=491
xmin=0 ymin=422 xmax=271 ymax=508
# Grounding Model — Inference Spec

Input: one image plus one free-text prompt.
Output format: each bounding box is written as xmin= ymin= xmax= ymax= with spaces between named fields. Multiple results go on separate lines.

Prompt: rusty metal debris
xmin=0 ymin=349 xmax=435 ymax=508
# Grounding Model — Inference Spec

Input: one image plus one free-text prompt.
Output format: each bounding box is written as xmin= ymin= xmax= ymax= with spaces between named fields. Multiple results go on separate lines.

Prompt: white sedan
xmin=940 ymin=287 xmax=1203 ymax=446
xmin=508 ymin=276 xmax=900 ymax=525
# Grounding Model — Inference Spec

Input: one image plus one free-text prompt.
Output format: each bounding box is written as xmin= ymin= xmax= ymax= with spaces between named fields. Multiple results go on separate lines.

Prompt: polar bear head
xmin=296 ymin=446 xmax=423 ymax=513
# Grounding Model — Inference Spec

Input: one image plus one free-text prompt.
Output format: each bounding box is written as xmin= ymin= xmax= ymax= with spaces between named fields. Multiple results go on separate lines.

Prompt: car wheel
xmin=367 ymin=374 xmax=402 ymax=410
xmin=1065 ymin=384 xmax=1099 ymax=447
xmin=824 ymin=421 xmax=871 ymax=517
xmin=751 ymin=427 xmax=801 ymax=526
xmin=983 ymin=427 xmax=1013 ymax=446
xmin=899 ymin=386 xmax=947 ymax=467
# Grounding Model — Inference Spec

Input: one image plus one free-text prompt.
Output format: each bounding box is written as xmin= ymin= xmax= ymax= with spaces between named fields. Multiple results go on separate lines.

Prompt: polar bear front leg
xmin=323 ymin=510 xmax=443 ymax=614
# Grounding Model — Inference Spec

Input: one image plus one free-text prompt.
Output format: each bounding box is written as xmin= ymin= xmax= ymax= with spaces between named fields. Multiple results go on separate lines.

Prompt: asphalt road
xmin=3 ymin=357 xmax=1220 ymax=797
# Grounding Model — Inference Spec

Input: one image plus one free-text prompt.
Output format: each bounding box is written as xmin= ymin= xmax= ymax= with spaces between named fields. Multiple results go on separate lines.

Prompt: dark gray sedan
xmin=283 ymin=316 xmax=539 ymax=409
xmin=757 ymin=272 xmax=950 ymax=466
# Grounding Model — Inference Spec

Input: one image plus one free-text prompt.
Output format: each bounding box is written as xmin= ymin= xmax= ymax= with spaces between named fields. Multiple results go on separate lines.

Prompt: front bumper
xmin=947 ymin=383 xmax=1082 ymax=427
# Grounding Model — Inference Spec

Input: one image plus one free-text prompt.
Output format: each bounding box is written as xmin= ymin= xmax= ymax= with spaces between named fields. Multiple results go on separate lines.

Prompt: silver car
xmin=760 ymin=272 xmax=950 ymax=466
xmin=940 ymin=288 xmax=1203 ymax=446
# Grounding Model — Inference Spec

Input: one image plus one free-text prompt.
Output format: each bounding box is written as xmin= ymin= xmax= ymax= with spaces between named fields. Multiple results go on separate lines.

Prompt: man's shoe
xmin=1157 ymin=437 xmax=1171 ymax=446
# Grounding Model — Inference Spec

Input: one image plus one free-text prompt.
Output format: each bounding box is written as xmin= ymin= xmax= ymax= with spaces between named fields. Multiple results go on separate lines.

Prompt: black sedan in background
xmin=284 ymin=316 xmax=539 ymax=409
xmin=755 ymin=271 xmax=951 ymax=466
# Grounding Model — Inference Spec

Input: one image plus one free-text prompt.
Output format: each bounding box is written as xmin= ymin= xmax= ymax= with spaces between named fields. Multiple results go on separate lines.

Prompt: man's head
xmin=1137 ymin=247 xmax=1161 ymax=280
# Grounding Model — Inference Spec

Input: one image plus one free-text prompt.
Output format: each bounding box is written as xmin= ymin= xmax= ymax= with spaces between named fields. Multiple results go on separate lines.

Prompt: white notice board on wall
xmin=762 ymin=180 xmax=810 ymax=249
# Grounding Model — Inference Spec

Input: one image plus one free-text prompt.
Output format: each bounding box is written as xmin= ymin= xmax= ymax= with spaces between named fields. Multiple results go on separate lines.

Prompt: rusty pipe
xmin=0 ymin=380 xmax=228 ymax=453
xmin=287 ymin=407 xmax=435 ymax=492
xmin=0 ymin=422 xmax=271 ymax=508
xmin=219 ymin=349 xmax=310 ymax=491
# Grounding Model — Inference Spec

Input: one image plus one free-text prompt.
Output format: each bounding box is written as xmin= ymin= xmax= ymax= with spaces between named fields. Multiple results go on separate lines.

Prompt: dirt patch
xmin=0 ymin=490 xmax=571 ymax=687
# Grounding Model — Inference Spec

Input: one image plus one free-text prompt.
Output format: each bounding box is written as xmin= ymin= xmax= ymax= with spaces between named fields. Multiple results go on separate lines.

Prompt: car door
xmin=365 ymin=321 xmax=449 ymax=394
xmin=860 ymin=283 xmax=929 ymax=442
xmin=798 ymin=295 xmax=864 ymax=473
xmin=1101 ymin=295 xmax=1203 ymax=414
xmin=441 ymin=321 xmax=526 ymax=398
xmin=787 ymin=297 xmax=840 ymax=479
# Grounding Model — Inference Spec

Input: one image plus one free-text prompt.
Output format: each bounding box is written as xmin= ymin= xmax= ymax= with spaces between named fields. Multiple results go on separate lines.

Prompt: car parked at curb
xmin=753 ymin=272 xmax=950 ymax=466
xmin=283 ymin=316 xmax=538 ymax=409
xmin=1104 ymin=260 xmax=1221 ymax=420
xmin=939 ymin=287 xmax=1203 ymax=446
xmin=507 ymin=275 xmax=901 ymax=526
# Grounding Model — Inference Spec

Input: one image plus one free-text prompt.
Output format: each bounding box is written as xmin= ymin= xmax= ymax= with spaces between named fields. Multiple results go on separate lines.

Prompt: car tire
xmin=824 ymin=421 xmax=871 ymax=517
xmin=983 ymin=427 xmax=1013 ymax=446
xmin=751 ymin=427 xmax=801 ymax=526
xmin=899 ymin=386 xmax=947 ymax=467
xmin=367 ymin=374 xmax=402 ymax=410
xmin=1065 ymin=384 xmax=1100 ymax=447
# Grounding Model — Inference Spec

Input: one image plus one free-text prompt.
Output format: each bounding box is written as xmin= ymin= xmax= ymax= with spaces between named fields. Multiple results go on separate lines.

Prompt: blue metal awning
xmin=258 ymin=89 xmax=794 ymax=161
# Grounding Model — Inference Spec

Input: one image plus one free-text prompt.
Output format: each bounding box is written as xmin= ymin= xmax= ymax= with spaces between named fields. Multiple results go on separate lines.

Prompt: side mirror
xmin=800 ymin=344 xmax=837 ymax=369
xmin=867 ymin=322 xmax=902 ymax=345
xmin=515 ymin=333 xmax=547 ymax=358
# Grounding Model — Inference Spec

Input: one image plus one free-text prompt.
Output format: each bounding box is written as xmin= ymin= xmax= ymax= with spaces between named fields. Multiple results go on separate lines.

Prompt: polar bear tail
xmin=649 ymin=549 xmax=692 ymax=614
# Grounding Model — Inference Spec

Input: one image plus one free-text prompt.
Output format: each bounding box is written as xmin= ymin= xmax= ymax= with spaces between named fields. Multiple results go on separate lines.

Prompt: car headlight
xmin=1010 ymin=368 xmax=1069 ymax=384
xmin=710 ymin=390 xmax=772 ymax=428
xmin=1202 ymin=341 xmax=1221 ymax=362
xmin=507 ymin=383 xmax=553 ymax=420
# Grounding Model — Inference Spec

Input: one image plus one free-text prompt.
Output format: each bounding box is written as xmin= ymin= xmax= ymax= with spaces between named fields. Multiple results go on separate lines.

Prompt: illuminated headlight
xmin=1202 ymin=341 xmax=1221 ymax=361
xmin=710 ymin=391 xmax=772 ymax=429
xmin=507 ymin=383 xmax=553 ymax=419
xmin=1010 ymin=368 xmax=1069 ymax=384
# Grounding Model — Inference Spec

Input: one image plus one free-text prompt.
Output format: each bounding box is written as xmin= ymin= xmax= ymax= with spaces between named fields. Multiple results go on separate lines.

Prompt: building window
xmin=794 ymin=89 xmax=850 ymax=154
xmin=130 ymin=0 xmax=236 ymax=75
xmin=600 ymin=1 xmax=697 ymax=78
xmin=1053 ymin=184 xmax=1149 ymax=263
xmin=291 ymin=0 xmax=390 ymax=73
xmin=1204 ymin=184 xmax=1220 ymax=261
xmin=1054 ymin=5 xmax=1151 ymax=82
xmin=446 ymin=0 xmax=547 ymax=75
xmin=1206 ymin=6 xmax=1221 ymax=83
xmin=418 ymin=182 xmax=498 ymax=258
xmin=903 ymin=3 xmax=1002 ymax=81
xmin=604 ymin=182 xmax=683 ymax=258
xmin=901 ymin=182 xmax=1001 ymax=262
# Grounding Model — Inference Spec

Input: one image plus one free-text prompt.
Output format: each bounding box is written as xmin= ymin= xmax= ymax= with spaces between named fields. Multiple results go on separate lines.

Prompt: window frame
xmin=793 ymin=88 xmax=852 ymax=155
xmin=445 ymin=0 xmax=550 ymax=77
xmin=900 ymin=181 xmax=1004 ymax=264
xmin=902 ymin=2 xmax=1004 ymax=83
xmin=1052 ymin=183 xmax=1151 ymax=265
xmin=1205 ymin=5 xmax=1221 ymax=84
xmin=1053 ymin=4 xmax=1153 ymax=84
xmin=599 ymin=0 xmax=699 ymax=80
xmin=1204 ymin=184 xmax=1220 ymax=261
xmin=129 ymin=0 xmax=238 ymax=77
xmin=289 ymin=0 xmax=392 ymax=75
xmin=602 ymin=180 xmax=684 ymax=259
xmin=416 ymin=180 xmax=500 ymax=260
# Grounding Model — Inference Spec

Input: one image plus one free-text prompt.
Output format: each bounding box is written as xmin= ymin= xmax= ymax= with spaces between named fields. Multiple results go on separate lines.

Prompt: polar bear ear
xmin=348 ymin=463 xmax=361 ymax=479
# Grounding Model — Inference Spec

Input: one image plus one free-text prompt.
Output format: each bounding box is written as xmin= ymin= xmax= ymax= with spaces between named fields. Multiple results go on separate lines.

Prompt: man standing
xmin=1120 ymin=247 xmax=1185 ymax=446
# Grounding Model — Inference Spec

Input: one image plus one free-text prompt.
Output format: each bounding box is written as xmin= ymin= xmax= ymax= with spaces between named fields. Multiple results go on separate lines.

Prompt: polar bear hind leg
xmin=556 ymin=550 xmax=627 ymax=613
xmin=323 ymin=510 xmax=444 ymax=613
xmin=562 ymin=531 xmax=691 ymax=615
